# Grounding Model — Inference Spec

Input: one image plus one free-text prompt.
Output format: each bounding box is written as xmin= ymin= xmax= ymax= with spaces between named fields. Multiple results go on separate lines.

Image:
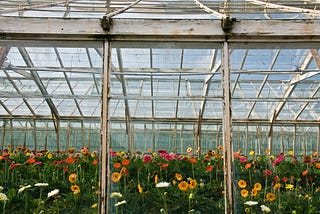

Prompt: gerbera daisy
xmin=111 ymin=172 xmax=121 ymax=183
xmin=189 ymin=179 xmax=197 ymax=190
xmin=238 ymin=180 xmax=247 ymax=189
xmin=68 ymin=173 xmax=77 ymax=183
xmin=178 ymin=181 xmax=189 ymax=191
xmin=240 ymin=189 xmax=248 ymax=198
xmin=175 ymin=173 xmax=183 ymax=181
xmin=254 ymin=183 xmax=262 ymax=191
xmin=266 ymin=193 xmax=276 ymax=202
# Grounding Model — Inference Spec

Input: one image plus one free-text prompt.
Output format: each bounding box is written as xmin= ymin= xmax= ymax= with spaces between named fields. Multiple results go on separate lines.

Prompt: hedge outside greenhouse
xmin=1 ymin=0 xmax=320 ymax=213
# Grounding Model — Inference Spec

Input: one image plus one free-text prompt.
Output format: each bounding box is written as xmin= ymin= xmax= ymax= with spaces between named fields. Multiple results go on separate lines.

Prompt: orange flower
xmin=189 ymin=179 xmax=197 ymax=190
xmin=217 ymin=146 xmax=223 ymax=151
xmin=313 ymin=152 xmax=319 ymax=157
xmin=71 ymin=185 xmax=80 ymax=194
xmin=67 ymin=148 xmax=75 ymax=154
xmin=273 ymin=183 xmax=281 ymax=191
xmin=266 ymin=192 xmax=276 ymax=201
xmin=154 ymin=175 xmax=159 ymax=184
xmin=175 ymin=173 xmax=183 ymax=181
xmin=240 ymin=189 xmax=248 ymax=197
xmin=113 ymin=162 xmax=121 ymax=169
xmin=233 ymin=151 xmax=240 ymax=159
xmin=315 ymin=163 xmax=320 ymax=169
xmin=81 ymin=147 xmax=89 ymax=156
xmin=159 ymin=163 xmax=169 ymax=169
xmin=92 ymin=159 xmax=99 ymax=165
xmin=111 ymin=172 xmax=121 ymax=183
xmin=302 ymin=169 xmax=308 ymax=176
xmin=189 ymin=157 xmax=197 ymax=164
xmin=206 ymin=165 xmax=214 ymax=173
xmin=26 ymin=158 xmax=36 ymax=164
xmin=69 ymin=173 xmax=77 ymax=183
xmin=282 ymin=176 xmax=288 ymax=182
xmin=245 ymin=163 xmax=252 ymax=169
xmin=122 ymin=159 xmax=130 ymax=166
xmin=238 ymin=180 xmax=247 ymax=189
xmin=65 ymin=157 xmax=74 ymax=164
xmin=178 ymin=181 xmax=189 ymax=191
xmin=254 ymin=183 xmax=262 ymax=191
xmin=251 ymin=188 xmax=257 ymax=197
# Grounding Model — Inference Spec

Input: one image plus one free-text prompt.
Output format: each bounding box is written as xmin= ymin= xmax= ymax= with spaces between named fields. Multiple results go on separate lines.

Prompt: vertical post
xmin=222 ymin=41 xmax=233 ymax=214
xmin=101 ymin=40 xmax=111 ymax=214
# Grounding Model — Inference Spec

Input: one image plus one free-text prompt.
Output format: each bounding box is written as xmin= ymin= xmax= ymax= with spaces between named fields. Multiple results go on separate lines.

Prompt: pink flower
xmin=143 ymin=155 xmax=152 ymax=163
xmin=110 ymin=151 xmax=117 ymax=157
xmin=239 ymin=156 xmax=248 ymax=163
xmin=264 ymin=169 xmax=272 ymax=177
xmin=272 ymin=153 xmax=284 ymax=166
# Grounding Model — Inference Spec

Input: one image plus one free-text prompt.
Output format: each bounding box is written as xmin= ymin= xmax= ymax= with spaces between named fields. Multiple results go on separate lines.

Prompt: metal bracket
xmin=101 ymin=16 xmax=112 ymax=32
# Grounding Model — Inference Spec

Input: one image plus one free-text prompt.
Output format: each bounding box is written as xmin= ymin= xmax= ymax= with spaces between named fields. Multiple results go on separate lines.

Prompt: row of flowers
xmin=0 ymin=146 xmax=99 ymax=213
xmin=110 ymin=148 xmax=320 ymax=213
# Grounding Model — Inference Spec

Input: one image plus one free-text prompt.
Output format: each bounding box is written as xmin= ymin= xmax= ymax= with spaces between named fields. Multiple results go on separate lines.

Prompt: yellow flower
xmin=273 ymin=183 xmax=281 ymax=191
xmin=217 ymin=146 xmax=223 ymax=151
xmin=154 ymin=175 xmax=159 ymax=184
xmin=175 ymin=173 xmax=183 ymax=181
xmin=189 ymin=179 xmax=197 ymax=190
xmin=47 ymin=153 xmax=53 ymax=159
xmin=91 ymin=203 xmax=98 ymax=209
xmin=288 ymin=151 xmax=294 ymax=156
xmin=178 ymin=181 xmax=189 ymax=191
xmin=68 ymin=173 xmax=77 ymax=183
xmin=172 ymin=180 xmax=177 ymax=185
xmin=240 ymin=189 xmax=248 ymax=198
xmin=266 ymin=193 xmax=276 ymax=201
xmin=285 ymin=184 xmax=294 ymax=190
xmin=189 ymin=193 xmax=195 ymax=199
xmin=111 ymin=172 xmax=121 ymax=183
xmin=187 ymin=147 xmax=192 ymax=153
xmin=245 ymin=207 xmax=250 ymax=213
xmin=238 ymin=180 xmax=247 ymax=189
xmin=249 ymin=151 xmax=255 ymax=156
xmin=269 ymin=155 xmax=274 ymax=160
xmin=253 ymin=183 xmax=262 ymax=191
xmin=137 ymin=184 xmax=143 ymax=193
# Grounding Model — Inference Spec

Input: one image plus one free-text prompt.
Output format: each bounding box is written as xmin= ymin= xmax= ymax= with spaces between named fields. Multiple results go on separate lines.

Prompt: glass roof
xmin=0 ymin=0 xmax=320 ymax=20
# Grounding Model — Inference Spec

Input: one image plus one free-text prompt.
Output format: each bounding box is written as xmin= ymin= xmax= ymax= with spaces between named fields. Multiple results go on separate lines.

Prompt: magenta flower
xmin=143 ymin=154 xmax=152 ymax=163
xmin=263 ymin=169 xmax=272 ymax=177
xmin=239 ymin=156 xmax=248 ymax=163
xmin=272 ymin=153 xmax=284 ymax=166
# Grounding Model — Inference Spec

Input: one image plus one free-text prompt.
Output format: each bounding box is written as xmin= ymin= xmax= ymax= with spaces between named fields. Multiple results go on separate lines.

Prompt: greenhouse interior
xmin=1 ymin=0 xmax=320 ymax=213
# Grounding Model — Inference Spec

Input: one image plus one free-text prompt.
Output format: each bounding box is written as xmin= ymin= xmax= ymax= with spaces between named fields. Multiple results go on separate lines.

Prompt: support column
xmin=222 ymin=41 xmax=234 ymax=214
xmin=101 ymin=40 xmax=111 ymax=213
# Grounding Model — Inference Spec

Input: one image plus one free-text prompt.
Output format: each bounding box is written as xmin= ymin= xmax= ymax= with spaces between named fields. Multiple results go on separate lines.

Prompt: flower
xmin=178 ymin=181 xmax=189 ymax=191
xmin=206 ymin=165 xmax=214 ymax=173
xmin=110 ymin=192 xmax=123 ymax=198
xmin=65 ymin=157 xmax=74 ymax=164
xmin=245 ymin=163 xmax=252 ymax=169
xmin=249 ymin=151 xmax=255 ymax=156
xmin=81 ymin=147 xmax=89 ymax=156
xmin=244 ymin=201 xmax=258 ymax=206
xmin=26 ymin=157 xmax=36 ymax=164
xmin=47 ymin=189 xmax=59 ymax=198
xmin=238 ymin=180 xmax=247 ymax=189
xmin=260 ymin=205 xmax=271 ymax=213
xmin=189 ymin=193 xmax=195 ymax=199
xmin=115 ymin=200 xmax=127 ymax=207
xmin=175 ymin=173 xmax=183 ymax=181
xmin=189 ymin=157 xmax=197 ymax=164
xmin=189 ymin=179 xmax=197 ymax=190
xmin=273 ymin=183 xmax=281 ymax=191
xmin=122 ymin=159 xmax=130 ymax=166
xmin=302 ymin=169 xmax=308 ymax=176
xmin=239 ymin=156 xmax=247 ymax=163
xmin=251 ymin=188 xmax=257 ymax=197
xmin=70 ymin=185 xmax=80 ymax=194
xmin=34 ymin=183 xmax=49 ymax=187
xmin=217 ymin=146 xmax=223 ymax=151
xmin=187 ymin=147 xmax=192 ymax=153
xmin=315 ymin=163 xmax=320 ymax=169
xmin=68 ymin=173 xmax=77 ymax=183
xmin=285 ymin=184 xmax=294 ymax=190
xmin=272 ymin=153 xmax=284 ymax=166
xmin=266 ymin=193 xmax=276 ymax=201
xmin=254 ymin=183 xmax=262 ymax=191
xmin=241 ymin=189 xmax=249 ymax=197
xmin=263 ymin=169 xmax=272 ymax=177
xmin=143 ymin=155 xmax=152 ymax=163
xmin=111 ymin=172 xmax=121 ymax=183
xmin=0 ymin=193 xmax=8 ymax=201
xmin=18 ymin=185 xmax=31 ymax=194
xmin=288 ymin=151 xmax=293 ymax=156
xmin=154 ymin=175 xmax=159 ymax=184
xmin=91 ymin=203 xmax=98 ymax=208
xmin=155 ymin=182 xmax=170 ymax=188
xmin=113 ymin=162 xmax=121 ymax=169
xmin=138 ymin=184 xmax=143 ymax=193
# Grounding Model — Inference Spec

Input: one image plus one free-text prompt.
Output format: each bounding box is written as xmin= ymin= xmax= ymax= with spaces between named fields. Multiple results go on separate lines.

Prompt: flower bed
xmin=111 ymin=148 xmax=320 ymax=213
xmin=0 ymin=146 xmax=99 ymax=213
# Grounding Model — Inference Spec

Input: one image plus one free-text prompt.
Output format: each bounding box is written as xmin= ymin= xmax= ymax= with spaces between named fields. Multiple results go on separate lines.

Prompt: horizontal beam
xmin=1 ymin=17 xmax=320 ymax=42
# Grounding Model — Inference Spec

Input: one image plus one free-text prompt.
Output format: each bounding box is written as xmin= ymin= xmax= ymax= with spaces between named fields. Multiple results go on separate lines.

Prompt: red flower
xmin=26 ymin=158 xmax=36 ymax=164
xmin=113 ymin=162 xmax=121 ymax=169
xmin=239 ymin=156 xmax=247 ymax=163
xmin=159 ymin=163 xmax=169 ymax=169
xmin=143 ymin=155 xmax=152 ymax=163
xmin=92 ymin=159 xmax=99 ymax=165
xmin=272 ymin=153 xmax=284 ymax=166
xmin=190 ymin=157 xmax=197 ymax=164
xmin=264 ymin=169 xmax=272 ymax=177
xmin=206 ymin=165 xmax=214 ymax=173
xmin=9 ymin=163 xmax=23 ymax=170
xmin=282 ymin=176 xmax=288 ymax=182
xmin=302 ymin=169 xmax=308 ymax=176
xmin=122 ymin=159 xmax=130 ymax=166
